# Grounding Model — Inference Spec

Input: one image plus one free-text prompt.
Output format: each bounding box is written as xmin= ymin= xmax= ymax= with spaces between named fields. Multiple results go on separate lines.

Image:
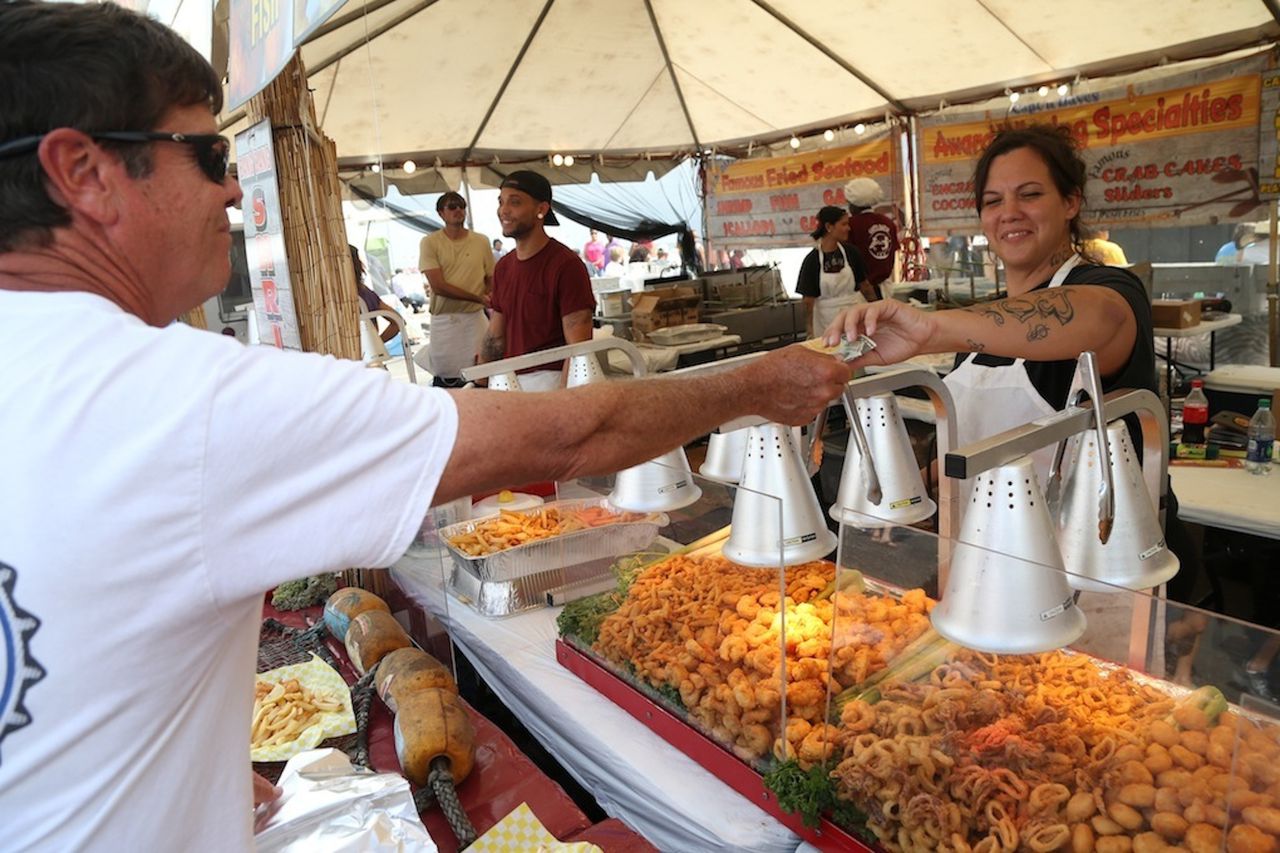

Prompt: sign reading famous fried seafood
xmin=706 ymin=131 xmax=905 ymax=249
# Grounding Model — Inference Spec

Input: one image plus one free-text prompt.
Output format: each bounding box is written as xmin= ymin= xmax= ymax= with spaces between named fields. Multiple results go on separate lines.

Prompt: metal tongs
xmin=1043 ymin=351 xmax=1114 ymax=544
xmin=808 ymin=336 xmax=881 ymax=505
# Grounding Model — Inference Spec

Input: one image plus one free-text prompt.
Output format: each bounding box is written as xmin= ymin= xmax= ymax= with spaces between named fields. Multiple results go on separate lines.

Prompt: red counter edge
xmin=554 ymin=638 xmax=875 ymax=853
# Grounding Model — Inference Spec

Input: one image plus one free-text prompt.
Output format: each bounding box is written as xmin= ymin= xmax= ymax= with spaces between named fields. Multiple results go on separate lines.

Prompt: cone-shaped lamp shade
xmin=700 ymin=427 xmax=750 ymax=483
xmin=932 ymin=456 xmax=1086 ymax=654
xmin=566 ymin=353 xmax=607 ymax=388
xmin=723 ymin=423 xmax=837 ymax=567
xmin=831 ymin=394 xmax=936 ymax=528
xmin=488 ymin=372 xmax=522 ymax=391
xmin=1055 ymin=421 xmax=1178 ymax=592
xmin=608 ymin=448 xmax=703 ymax=513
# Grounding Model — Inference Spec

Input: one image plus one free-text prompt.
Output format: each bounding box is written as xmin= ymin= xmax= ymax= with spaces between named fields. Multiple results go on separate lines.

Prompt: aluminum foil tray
xmin=450 ymin=557 xmax=619 ymax=618
xmin=438 ymin=498 xmax=667 ymax=617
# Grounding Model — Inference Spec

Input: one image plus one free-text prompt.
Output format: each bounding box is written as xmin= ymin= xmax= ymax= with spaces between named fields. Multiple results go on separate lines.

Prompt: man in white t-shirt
xmin=0 ymin=4 xmax=853 ymax=850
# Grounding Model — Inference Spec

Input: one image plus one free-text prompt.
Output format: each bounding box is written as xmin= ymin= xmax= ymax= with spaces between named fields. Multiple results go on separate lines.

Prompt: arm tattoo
xmin=480 ymin=332 xmax=504 ymax=363
xmin=978 ymin=290 xmax=1076 ymax=329
xmin=1026 ymin=323 xmax=1049 ymax=342
xmin=965 ymin=338 xmax=986 ymax=353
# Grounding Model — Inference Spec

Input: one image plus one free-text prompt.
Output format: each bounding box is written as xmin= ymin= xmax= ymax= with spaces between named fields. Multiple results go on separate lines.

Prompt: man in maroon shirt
xmin=843 ymin=177 xmax=899 ymax=300
xmin=480 ymin=170 xmax=596 ymax=390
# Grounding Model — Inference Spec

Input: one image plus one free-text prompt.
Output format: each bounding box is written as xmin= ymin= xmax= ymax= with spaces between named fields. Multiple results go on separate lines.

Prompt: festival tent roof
xmin=207 ymin=0 xmax=1280 ymax=195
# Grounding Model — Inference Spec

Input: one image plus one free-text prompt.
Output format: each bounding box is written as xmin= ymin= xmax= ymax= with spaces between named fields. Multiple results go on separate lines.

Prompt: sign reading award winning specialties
xmin=918 ymin=51 xmax=1277 ymax=232
xmin=236 ymin=120 xmax=302 ymax=350
xmin=707 ymin=132 xmax=901 ymax=248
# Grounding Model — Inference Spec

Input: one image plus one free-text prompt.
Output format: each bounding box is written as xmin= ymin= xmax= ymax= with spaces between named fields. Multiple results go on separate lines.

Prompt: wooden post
xmin=249 ymin=55 xmax=369 ymax=592
xmin=246 ymin=53 xmax=360 ymax=361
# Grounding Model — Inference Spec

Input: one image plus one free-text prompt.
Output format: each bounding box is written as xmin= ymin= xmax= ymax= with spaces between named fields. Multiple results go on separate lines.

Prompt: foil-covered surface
xmin=438 ymin=498 xmax=667 ymax=617
xmin=254 ymin=749 xmax=435 ymax=852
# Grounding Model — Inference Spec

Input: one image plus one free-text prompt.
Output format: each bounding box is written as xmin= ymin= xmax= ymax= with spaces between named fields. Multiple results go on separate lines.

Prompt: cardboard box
xmin=1151 ymin=299 xmax=1201 ymax=329
xmin=631 ymin=286 xmax=701 ymax=340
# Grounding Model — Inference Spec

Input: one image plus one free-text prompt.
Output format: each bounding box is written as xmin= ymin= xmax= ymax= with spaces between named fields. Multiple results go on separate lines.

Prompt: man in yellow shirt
xmin=1084 ymin=227 xmax=1128 ymax=266
xmin=418 ymin=192 xmax=495 ymax=387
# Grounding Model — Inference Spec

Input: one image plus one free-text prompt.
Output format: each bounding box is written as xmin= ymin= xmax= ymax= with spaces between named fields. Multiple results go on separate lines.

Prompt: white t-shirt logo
xmin=0 ymin=563 xmax=45 ymax=761
xmin=867 ymin=224 xmax=893 ymax=261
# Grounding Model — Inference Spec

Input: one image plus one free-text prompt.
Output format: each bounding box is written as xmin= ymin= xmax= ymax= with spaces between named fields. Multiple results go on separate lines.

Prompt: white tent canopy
xmin=217 ymin=0 xmax=1278 ymax=180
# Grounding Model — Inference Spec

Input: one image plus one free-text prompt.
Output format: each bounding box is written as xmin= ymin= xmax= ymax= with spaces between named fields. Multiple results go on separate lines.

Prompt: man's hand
xmin=741 ymin=346 xmax=855 ymax=425
xmin=822 ymin=300 xmax=937 ymax=370
xmin=253 ymin=770 xmax=281 ymax=807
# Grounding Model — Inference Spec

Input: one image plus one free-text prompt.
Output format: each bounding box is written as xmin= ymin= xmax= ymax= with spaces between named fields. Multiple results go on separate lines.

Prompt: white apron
xmin=943 ymin=254 xmax=1083 ymax=491
xmin=812 ymin=244 xmax=866 ymax=334
xmin=426 ymin=311 xmax=488 ymax=380
xmin=941 ymin=255 xmax=1155 ymax=666
xmin=516 ymin=369 xmax=563 ymax=392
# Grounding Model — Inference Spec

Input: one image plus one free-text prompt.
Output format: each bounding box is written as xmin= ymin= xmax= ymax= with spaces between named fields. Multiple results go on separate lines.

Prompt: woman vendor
xmin=825 ymin=124 xmax=1199 ymax=608
xmin=796 ymin=205 xmax=878 ymax=338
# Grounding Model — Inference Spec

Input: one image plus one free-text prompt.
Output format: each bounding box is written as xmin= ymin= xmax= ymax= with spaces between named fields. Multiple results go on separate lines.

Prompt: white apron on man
xmin=812 ymin=244 xmax=866 ymax=334
xmin=425 ymin=311 xmax=488 ymax=380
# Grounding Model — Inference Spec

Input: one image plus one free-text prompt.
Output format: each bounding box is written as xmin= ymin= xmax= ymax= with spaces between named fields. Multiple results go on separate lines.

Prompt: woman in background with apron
xmin=824 ymin=125 xmax=1202 ymax=669
xmin=796 ymin=206 xmax=877 ymax=339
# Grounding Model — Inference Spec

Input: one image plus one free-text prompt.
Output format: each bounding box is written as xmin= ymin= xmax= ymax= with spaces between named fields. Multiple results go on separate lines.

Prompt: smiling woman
xmin=825 ymin=123 xmax=1207 ymax=598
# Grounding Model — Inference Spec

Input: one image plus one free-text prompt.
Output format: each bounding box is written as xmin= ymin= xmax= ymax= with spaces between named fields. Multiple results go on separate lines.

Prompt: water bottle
xmin=1181 ymin=379 xmax=1209 ymax=445
xmin=1246 ymin=399 xmax=1274 ymax=476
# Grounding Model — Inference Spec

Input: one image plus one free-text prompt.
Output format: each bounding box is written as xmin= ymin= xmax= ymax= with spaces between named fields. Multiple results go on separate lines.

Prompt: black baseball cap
xmin=499 ymin=170 xmax=560 ymax=225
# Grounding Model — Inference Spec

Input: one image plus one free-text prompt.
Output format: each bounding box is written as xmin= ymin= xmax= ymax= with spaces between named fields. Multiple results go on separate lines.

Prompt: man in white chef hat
xmin=844 ymin=177 xmax=899 ymax=300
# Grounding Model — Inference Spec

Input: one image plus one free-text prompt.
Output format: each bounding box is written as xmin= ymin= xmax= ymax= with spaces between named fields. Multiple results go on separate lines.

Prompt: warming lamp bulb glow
xmin=1058 ymin=83 xmax=1070 ymax=96
xmin=789 ymin=136 xmax=800 ymax=149
xmin=854 ymin=123 xmax=866 ymax=135
xmin=823 ymin=129 xmax=835 ymax=142
xmin=563 ymin=154 xmax=575 ymax=167
xmin=1038 ymin=85 xmax=1049 ymax=97
xmin=551 ymin=153 xmax=564 ymax=166
xmin=402 ymin=160 xmax=416 ymax=174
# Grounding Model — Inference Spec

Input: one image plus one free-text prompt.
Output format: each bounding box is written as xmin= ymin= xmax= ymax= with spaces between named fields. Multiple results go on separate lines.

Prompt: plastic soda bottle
xmin=1246 ymin=399 xmax=1274 ymax=476
xmin=1181 ymin=379 xmax=1209 ymax=445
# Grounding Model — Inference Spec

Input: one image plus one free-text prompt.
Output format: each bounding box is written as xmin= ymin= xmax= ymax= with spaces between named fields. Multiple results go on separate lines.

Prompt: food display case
xmin=558 ymin=388 xmax=1280 ymax=852
xmin=413 ymin=348 xmax=1280 ymax=852
xmin=544 ymin=473 xmax=1280 ymax=852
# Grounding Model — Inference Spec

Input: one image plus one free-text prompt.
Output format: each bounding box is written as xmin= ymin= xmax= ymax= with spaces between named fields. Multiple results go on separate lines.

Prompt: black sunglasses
xmin=442 ymin=201 xmax=466 ymax=211
xmin=0 ymin=130 xmax=231 ymax=184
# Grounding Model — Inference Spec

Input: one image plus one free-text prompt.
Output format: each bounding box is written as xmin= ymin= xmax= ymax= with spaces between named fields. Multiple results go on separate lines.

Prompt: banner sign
xmin=918 ymin=52 xmax=1275 ymax=233
xmin=227 ymin=0 xmax=346 ymax=111
xmin=1260 ymin=58 xmax=1280 ymax=199
xmin=236 ymin=120 xmax=302 ymax=350
xmin=706 ymin=132 xmax=901 ymax=248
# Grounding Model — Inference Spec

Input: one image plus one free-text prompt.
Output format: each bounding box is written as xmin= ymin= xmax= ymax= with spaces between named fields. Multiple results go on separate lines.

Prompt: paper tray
xmin=438 ymin=498 xmax=668 ymax=583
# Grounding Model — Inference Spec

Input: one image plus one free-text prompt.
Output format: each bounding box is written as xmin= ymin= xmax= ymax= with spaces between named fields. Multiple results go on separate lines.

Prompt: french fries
xmin=250 ymin=677 xmax=344 ymax=750
xmin=446 ymin=506 xmax=646 ymax=557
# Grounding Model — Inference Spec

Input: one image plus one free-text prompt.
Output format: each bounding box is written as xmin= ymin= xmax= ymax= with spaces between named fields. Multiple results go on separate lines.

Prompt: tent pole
xmin=701 ymin=154 xmax=711 ymax=270
xmin=1270 ymin=200 xmax=1278 ymax=367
